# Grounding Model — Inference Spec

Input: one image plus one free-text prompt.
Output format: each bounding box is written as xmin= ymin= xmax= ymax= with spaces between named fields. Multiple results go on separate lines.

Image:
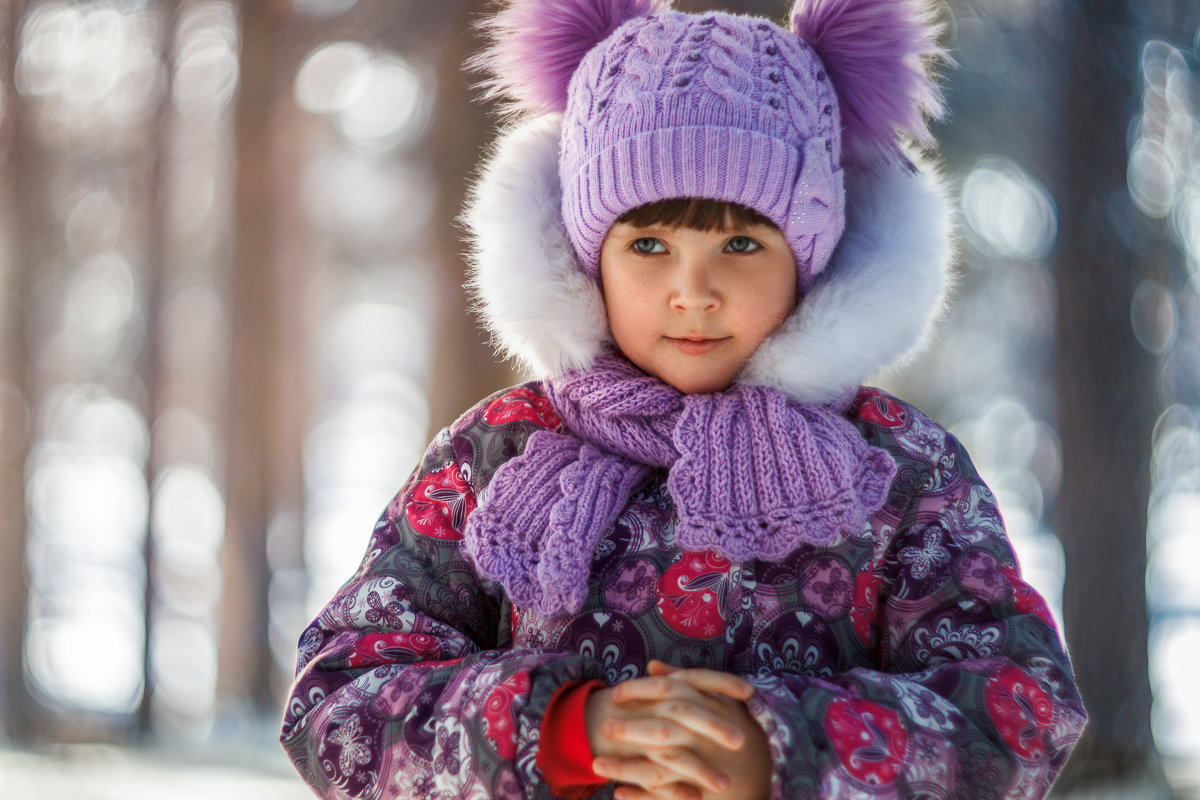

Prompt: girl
xmin=281 ymin=1 xmax=1087 ymax=798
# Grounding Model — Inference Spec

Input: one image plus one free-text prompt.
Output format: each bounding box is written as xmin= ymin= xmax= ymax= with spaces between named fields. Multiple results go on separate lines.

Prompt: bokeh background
xmin=0 ymin=0 xmax=1197 ymax=797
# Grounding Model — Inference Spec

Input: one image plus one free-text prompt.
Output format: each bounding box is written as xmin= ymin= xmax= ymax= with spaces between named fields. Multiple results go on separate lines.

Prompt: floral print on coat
xmin=281 ymin=382 xmax=1086 ymax=800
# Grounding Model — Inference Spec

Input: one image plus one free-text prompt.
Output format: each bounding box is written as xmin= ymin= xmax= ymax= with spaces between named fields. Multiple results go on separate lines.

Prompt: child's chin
xmin=660 ymin=371 xmax=736 ymax=395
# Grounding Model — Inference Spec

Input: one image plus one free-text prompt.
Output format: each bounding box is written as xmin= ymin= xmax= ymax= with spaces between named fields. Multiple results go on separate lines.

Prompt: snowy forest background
xmin=0 ymin=0 xmax=1198 ymax=797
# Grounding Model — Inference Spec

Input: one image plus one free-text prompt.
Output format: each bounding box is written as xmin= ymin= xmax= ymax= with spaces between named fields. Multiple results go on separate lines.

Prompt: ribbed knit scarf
xmin=462 ymin=355 xmax=897 ymax=618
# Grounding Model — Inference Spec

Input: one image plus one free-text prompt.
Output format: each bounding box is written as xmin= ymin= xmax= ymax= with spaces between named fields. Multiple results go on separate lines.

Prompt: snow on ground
xmin=0 ymin=741 xmax=315 ymax=800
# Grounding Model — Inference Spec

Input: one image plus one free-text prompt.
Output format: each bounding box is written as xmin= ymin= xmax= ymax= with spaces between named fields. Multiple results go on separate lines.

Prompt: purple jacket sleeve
xmin=280 ymin=388 xmax=608 ymax=800
xmin=744 ymin=409 xmax=1087 ymax=799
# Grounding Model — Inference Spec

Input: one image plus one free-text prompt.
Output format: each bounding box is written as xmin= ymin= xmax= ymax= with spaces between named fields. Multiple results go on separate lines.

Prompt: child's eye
xmin=631 ymin=237 xmax=667 ymax=254
xmin=725 ymin=236 xmax=761 ymax=253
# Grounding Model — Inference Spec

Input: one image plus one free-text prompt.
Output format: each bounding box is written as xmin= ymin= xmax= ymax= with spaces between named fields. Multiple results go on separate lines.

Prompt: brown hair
xmin=615 ymin=197 xmax=776 ymax=232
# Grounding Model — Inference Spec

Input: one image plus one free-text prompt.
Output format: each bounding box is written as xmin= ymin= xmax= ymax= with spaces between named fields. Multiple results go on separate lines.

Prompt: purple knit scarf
xmin=462 ymin=354 xmax=897 ymax=618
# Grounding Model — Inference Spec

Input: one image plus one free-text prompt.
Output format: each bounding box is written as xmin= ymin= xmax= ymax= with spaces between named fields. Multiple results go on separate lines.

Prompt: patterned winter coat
xmin=281 ymin=117 xmax=1086 ymax=797
xmin=281 ymin=381 xmax=1085 ymax=799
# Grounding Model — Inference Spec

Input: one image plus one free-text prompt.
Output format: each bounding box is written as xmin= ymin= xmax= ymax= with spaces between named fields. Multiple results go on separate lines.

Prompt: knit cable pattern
xmin=559 ymin=10 xmax=844 ymax=282
xmin=462 ymin=354 xmax=896 ymax=617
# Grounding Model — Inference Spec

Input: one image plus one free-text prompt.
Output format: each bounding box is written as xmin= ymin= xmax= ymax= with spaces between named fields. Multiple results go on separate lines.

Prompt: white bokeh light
xmin=24 ymin=387 xmax=150 ymax=715
xmin=16 ymin=2 xmax=164 ymax=132
xmin=294 ymin=41 xmax=372 ymax=115
xmin=334 ymin=55 xmax=427 ymax=150
xmin=1152 ymin=619 xmax=1200 ymax=760
xmin=173 ymin=3 xmax=240 ymax=117
xmin=961 ymin=157 xmax=1058 ymax=260
xmin=294 ymin=42 xmax=430 ymax=152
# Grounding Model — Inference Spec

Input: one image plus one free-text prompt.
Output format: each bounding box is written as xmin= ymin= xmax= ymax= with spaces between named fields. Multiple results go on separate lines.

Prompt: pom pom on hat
xmin=791 ymin=0 xmax=948 ymax=165
xmin=471 ymin=0 xmax=670 ymax=117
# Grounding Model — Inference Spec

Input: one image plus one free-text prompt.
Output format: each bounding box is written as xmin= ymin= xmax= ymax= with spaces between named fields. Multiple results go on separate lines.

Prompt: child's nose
xmin=670 ymin=259 xmax=720 ymax=312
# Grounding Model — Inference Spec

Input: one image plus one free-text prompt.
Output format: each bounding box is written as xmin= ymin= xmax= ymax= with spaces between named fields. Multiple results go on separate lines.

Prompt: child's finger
xmin=609 ymin=677 xmax=739 ymax=744
xmin=613 ymin=783 xmax=700 ymax=800
xmin=613 ymin=674 xmax=705 ymax=703
xmin=645 ymin=659 xmax=678 ymax=676
xmin=594 ymin=752 xmax=727 ymax=795
xmin=613 ymin=781 xmax=704 ymax=800
xmin=615 ymin=671 xmax=751 ymax=705
xmin=646 ymin=660 xmax=754 ymax=700
xmin=604 ymin=712 xmax=743 ymax=751
xmin=644 ymin=745 xmax=732 ymax=794
xmin=592 ymin=756 xmax=677 ymax=791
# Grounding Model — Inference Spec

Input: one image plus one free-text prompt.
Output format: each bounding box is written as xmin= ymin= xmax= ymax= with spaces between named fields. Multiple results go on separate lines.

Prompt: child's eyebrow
xmin=610 ymin=220 xmax=780 ymax=239
xmin=610 ymin=224 xmax=671 ymax=236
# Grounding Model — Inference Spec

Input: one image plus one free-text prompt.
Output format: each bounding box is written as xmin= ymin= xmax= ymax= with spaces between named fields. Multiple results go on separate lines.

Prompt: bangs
xmin=615 ymin=198 xmax=775 ymax=232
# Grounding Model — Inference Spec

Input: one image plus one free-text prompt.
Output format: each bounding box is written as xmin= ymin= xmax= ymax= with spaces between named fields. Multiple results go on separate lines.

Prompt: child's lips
xmin=666 ymin=336 xmax=727 ymax=355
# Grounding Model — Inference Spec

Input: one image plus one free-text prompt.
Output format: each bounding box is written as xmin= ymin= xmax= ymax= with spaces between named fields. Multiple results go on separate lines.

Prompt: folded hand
xmin=585 ymin=660 xmax=771 ymax=800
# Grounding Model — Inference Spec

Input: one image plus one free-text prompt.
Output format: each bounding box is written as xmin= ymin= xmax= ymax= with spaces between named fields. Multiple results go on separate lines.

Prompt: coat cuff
xmin=537 ymin=679 xmax=608 ymax=799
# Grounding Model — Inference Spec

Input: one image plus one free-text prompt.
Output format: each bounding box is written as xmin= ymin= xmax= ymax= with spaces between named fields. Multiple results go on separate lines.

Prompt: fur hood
xmin=463 ymin=114 xmax=955 ymax=405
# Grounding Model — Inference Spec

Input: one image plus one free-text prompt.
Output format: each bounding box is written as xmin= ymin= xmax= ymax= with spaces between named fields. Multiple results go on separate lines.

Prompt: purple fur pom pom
xmin=791 ymin=0 xmax=949 ymax=165
xmin=471 ymin=0 xmax=670 ymax=117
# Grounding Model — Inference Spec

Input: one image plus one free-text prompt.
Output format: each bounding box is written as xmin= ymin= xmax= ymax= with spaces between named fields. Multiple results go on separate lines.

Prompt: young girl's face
xmin=599 ymin=219 xmax=797 ymax=394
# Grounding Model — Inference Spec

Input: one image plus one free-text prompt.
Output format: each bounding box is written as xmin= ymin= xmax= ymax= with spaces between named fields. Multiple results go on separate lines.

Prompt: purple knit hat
xmin=474 ymin=0 xmax=945 ymax=286
xmin=559 ymin=11 xmax=845 ymax=283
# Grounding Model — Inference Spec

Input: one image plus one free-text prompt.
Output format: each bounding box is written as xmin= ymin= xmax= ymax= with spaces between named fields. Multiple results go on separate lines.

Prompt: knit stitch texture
xmin=559 ymin=10 xmax=845 ymax=285
xmin=462 ymin=354 xmax=897 ymax=617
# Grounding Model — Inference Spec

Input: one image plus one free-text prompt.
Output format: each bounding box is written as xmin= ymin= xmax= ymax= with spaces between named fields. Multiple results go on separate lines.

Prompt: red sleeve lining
xmin=537 ymin=679 xmax=608 ymax=799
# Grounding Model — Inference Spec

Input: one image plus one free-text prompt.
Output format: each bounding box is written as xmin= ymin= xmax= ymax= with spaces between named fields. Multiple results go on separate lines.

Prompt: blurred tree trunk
xmin=268 ymin=10 xmax=318 ymax=703
xmin=136 ymin=0 xmax=180 ymax=737
xmin=425 ymin=0 xmax=515 ymax=433
xmin=0 ymin=0 xmax=38 ymax=743
xmin=1052 ymin=0 xmax=1166 ymax=791
xmin=219 ymin=0 xmax=302 ymax=714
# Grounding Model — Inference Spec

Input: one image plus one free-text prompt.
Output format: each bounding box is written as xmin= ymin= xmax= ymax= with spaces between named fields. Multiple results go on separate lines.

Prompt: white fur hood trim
xmin=464 ymin=115 xmax=956 ymax=404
